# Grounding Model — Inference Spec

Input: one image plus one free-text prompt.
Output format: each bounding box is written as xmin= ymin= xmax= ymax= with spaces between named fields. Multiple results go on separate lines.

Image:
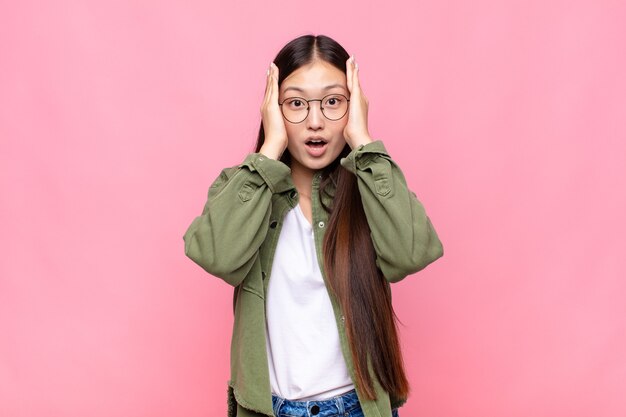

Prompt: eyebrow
xmin=283 ymin=84 xmax=346 ymax=93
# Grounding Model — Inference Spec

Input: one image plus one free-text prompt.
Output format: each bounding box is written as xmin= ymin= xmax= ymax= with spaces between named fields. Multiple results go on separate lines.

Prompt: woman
xmin=183 ymin=34 xmax=444 ymax=417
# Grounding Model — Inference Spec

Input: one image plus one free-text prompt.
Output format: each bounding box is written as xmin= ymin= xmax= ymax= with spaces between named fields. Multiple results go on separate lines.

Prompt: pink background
xmin=1 ymin=1 xmax=625 ymax=416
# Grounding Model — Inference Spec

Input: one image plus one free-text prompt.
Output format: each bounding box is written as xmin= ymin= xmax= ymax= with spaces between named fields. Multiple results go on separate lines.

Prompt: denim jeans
xmin=271 ymin=388 xmax=400 ymax=417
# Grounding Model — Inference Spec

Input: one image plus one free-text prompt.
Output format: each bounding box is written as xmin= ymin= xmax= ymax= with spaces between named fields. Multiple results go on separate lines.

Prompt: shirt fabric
xmin=265 ymin=203 xmax=355 ymax=400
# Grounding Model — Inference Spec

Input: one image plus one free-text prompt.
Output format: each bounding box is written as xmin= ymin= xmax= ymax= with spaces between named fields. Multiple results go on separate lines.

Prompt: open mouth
xmin=304 ymin=138 xmax=329 ymax=157
xmin=305 ymin=138 xmax=328 ymax=148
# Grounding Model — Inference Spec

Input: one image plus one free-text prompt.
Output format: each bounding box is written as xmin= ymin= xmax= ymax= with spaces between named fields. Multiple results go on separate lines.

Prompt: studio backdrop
xmin=1 ymin=1 xmax=624 ymax=416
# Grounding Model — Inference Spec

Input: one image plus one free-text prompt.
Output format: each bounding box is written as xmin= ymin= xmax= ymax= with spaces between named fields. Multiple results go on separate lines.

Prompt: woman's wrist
xmin=259 ymin=142 xmax=285 ymax=160
xmin=347 ymin=134 xmax=374 ymax=149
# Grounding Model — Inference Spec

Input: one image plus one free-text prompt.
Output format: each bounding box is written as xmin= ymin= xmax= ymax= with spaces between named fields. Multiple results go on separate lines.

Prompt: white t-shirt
xmin=265 ymin=203 xmax=355 ymax=400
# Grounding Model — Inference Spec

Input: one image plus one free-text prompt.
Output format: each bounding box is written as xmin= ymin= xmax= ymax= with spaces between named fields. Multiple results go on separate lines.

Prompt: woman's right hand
xmin=259 ymin=62 xmax=289 ymax=160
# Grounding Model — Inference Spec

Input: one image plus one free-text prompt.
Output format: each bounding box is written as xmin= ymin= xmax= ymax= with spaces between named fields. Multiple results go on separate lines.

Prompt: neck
xmin=290 ymin=163 xmax=315 ymax=199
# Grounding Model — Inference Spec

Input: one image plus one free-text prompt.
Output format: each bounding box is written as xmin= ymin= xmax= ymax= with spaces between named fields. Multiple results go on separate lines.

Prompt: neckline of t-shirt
xmin=295 ymin=203 xmax=313 ymax=230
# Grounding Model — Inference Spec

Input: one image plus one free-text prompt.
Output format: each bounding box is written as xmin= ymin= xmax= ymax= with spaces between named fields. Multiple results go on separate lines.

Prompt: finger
xmin=351 ymin=56 xmax=361 ymax=96
xmin=352 ymin=57 xmax=362 ymax=93
xmin=266 ymin=62 xmax=276 ymax=89
xmin=272 ymin=62 xmax=279 ymax=96
xmin=346 ymin=56 xmax=354 ymax=93
xmin=271 ymin=63 xmax=280 ymax=103
xmin=353 ymin=75 xmax=367 ymax=107
xmin=263 ymin=64 xmax=272 ymax=106
xmin=266 ymin=62 xmax=273 ymax=87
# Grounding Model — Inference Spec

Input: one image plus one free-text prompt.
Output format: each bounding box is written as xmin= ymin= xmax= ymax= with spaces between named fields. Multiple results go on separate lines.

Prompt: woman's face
xmin=279 ymin=59 xmax=349 ymax=175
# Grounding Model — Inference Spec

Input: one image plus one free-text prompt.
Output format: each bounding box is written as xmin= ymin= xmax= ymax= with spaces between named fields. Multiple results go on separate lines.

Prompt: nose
xmin=306 ymin=101 xmax=324 ymax=130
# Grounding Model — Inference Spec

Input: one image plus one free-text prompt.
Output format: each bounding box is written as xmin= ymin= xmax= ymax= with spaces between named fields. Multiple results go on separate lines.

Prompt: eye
xmin=285 ymin=98 xmax=307 ymax=109
xmin=324 ymin=95 xmax=343 ymax=108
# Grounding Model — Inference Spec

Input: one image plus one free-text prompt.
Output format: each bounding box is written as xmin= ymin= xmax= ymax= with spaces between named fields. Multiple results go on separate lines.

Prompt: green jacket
xmin=183 ymin=140 xmax=444 ymax=417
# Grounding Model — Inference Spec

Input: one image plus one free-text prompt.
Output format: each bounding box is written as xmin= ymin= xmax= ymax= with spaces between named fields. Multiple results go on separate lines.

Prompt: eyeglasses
xmin=278 ymin=94 xmax=350 ymax=124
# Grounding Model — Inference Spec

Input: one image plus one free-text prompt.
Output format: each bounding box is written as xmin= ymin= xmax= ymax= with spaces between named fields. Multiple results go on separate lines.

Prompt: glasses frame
xmin=278 ymin=93 xmax=351 ymax=124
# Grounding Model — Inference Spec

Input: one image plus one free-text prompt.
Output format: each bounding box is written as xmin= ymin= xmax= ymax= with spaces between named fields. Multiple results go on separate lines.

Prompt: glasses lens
xmin=322 ymin=94 xmax=348 ymax=120
xmin=281 ymin=97 xmax=308 ymax=123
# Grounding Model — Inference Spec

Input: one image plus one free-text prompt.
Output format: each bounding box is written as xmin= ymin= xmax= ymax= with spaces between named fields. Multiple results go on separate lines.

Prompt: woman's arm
xmin=340 ymin=140 xmax=444 ymax=283
xmin=183 ymin=153 xmax=292 ymax=287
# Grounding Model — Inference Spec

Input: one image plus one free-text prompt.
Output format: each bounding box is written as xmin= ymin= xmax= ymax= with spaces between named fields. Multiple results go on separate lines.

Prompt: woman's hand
xmin=259 ymin=62 xmax=289 ymax=160
xmin=343 ymin=56 xmax=374 ymax=149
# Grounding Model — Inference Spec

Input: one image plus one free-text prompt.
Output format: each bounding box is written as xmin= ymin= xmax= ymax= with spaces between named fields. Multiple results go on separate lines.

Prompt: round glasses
xmin=279 ymin=94 xmax=350 ymax=124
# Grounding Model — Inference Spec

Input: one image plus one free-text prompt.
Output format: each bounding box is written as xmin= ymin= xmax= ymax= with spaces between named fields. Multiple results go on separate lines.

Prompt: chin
xmin=300 ymin=158 xmax=332 ymax=171
xmin=312 ymin=161 xmax=334 ymax=171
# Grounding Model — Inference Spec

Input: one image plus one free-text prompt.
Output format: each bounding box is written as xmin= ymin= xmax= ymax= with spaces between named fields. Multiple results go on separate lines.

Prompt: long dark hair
xmin=254 ymin=34 xmax=410 ymax=400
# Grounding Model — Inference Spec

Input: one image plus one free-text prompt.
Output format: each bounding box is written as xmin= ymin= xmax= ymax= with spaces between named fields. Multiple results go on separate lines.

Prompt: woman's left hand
xmin=343 ymin=55 xmax=374 ymax=149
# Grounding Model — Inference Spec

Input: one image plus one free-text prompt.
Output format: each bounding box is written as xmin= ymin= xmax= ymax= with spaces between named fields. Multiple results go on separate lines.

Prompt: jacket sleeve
xmin=340 ymin=140 xmax=444 ymax=283
xmin=183 ymin=153 xmax=293 ymax=287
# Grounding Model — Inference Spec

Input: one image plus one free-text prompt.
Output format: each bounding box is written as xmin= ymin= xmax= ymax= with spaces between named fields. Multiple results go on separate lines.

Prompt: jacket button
xmin=269 ymin=220 xmax=278 ymax=228
xmin=341 ymin=315 xmax=345 ymax=323
xmin=318 ymin=221 xmax=325 ymax=228
xmin=310 ymin=405 xmax=320 ymax=415
xmin=262 ymin=271 xmax=267 ymax=280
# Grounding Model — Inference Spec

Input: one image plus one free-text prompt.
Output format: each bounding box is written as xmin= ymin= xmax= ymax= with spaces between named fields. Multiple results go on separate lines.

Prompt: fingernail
xmin=266 ymin=68 xmax=270 ymax=76
xmin=355 ymin=62 xmax=359 ymax=71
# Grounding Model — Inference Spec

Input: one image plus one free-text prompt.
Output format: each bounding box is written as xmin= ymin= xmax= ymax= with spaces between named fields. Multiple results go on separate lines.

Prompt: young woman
xmin=183 ymin=34 xmax=444 ymax=417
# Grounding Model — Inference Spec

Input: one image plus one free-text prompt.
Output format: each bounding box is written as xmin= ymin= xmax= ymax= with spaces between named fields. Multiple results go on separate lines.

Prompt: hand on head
xmin=259 ymin=62 xmax=288 ymax=160
xmin=343 ymin=56 xmax=373 ymax=149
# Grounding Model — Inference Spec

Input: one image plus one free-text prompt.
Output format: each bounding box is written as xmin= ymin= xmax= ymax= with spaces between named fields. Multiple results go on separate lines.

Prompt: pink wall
xmin=1 ymin=1 xmax=624 ymax=416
